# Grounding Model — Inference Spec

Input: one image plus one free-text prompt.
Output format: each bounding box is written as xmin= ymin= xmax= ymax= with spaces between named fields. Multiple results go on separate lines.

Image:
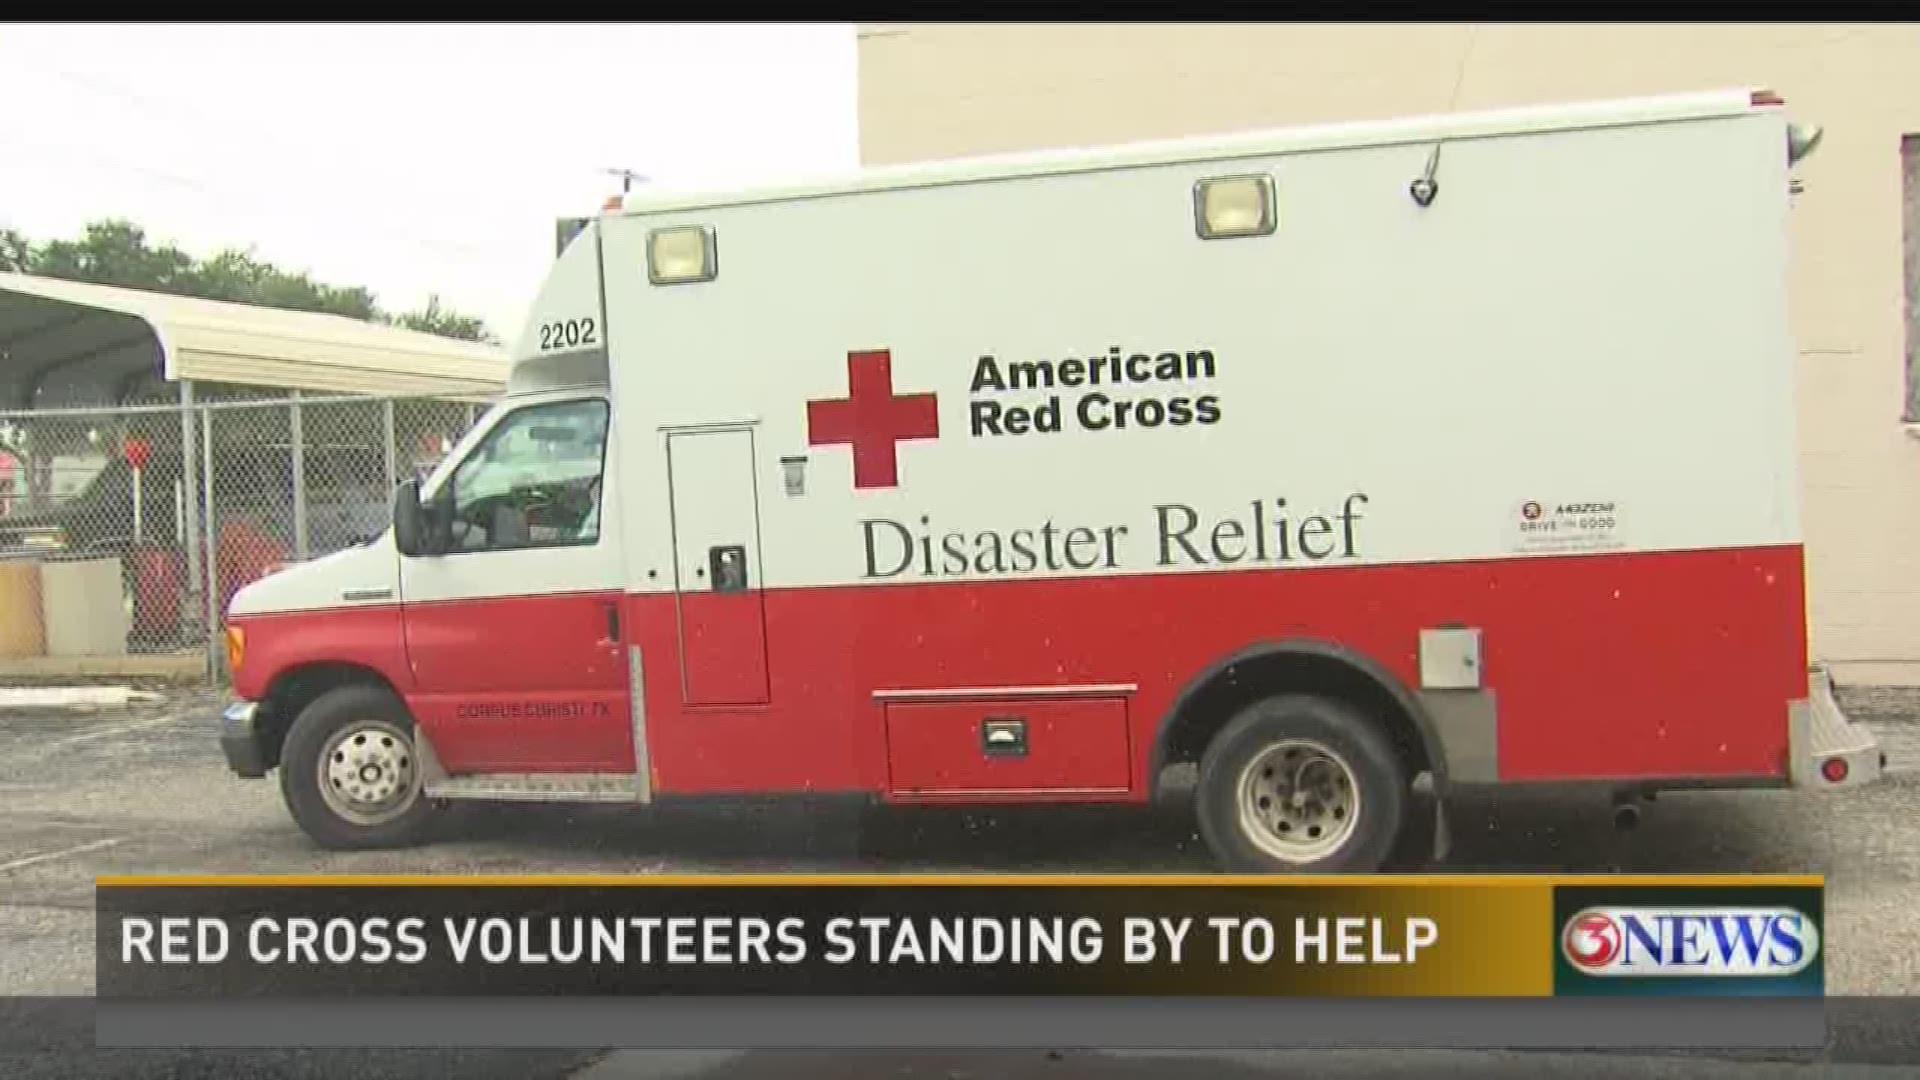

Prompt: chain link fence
xmin=0 ymin=392 xmax=483 ymax=679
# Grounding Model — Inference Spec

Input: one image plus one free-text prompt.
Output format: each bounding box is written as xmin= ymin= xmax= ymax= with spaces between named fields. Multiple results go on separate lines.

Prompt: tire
xmin=1195 ymin=694 xmax=1408 ymax=873
xmin=278 ymin=685 xmax=440 ymax=850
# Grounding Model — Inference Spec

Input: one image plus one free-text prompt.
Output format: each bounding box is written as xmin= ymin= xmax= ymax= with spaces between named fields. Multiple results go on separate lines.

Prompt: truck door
xmin=666 ymin=426 xmax=770 ymax=706
xmin=398 ymin=396 xmax=632 ymax=773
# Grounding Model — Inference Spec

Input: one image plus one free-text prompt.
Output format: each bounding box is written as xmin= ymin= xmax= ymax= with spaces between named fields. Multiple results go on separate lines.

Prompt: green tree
xmin=189 ymin=247 xmax=384 ymax=322
xmin=31 ymin=220 xmax=198 ymax=293
xmin=392 ymin=294 xmax=495 ymax=344
xmin=0 ymin=228 xmax=30 ymax=273
xmin=4 ymin=218 xmax=494 ymax=343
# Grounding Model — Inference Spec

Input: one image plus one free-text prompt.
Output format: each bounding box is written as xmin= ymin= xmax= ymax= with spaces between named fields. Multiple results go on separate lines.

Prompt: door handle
xmin=981 ymin=716 xmax=1028 ymax=758
xmin=604 ymin=601 xmax=621 ymax=641
xmin=708 ymin=544 xmax=749 ymax=592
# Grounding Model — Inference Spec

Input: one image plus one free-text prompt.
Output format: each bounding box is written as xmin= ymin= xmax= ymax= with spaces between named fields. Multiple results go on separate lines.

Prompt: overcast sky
xmin=0 ymin=23 xmax=859 ymax=339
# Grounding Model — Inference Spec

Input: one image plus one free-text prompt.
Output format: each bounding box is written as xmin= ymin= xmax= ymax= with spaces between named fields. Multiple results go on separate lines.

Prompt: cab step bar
xmin=424 ymin=773 xmax=644 ymax=802
xmin=415 ymin=726 xmax=648 ymax=803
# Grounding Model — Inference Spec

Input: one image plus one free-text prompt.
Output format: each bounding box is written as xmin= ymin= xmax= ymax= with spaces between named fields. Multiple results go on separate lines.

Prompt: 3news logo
xmin=1552 ymin=885 xmax=1824 ymax=996
xmin=1562 ymin=908 xmax=1818 ymax=976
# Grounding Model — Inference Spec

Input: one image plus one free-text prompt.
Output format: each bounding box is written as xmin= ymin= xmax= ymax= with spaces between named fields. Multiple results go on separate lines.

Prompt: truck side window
xmin=445 ymin=398 xmax=609 ymax=554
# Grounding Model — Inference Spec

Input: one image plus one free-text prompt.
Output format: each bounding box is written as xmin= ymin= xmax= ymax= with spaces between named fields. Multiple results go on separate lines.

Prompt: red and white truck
xmin=219 ymin=88 xmax=1883 ymax=872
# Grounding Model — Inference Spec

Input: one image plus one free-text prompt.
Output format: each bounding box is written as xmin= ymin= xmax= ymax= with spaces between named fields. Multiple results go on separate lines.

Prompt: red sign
xmin=123 ymin=437 xmax=152 ymax=471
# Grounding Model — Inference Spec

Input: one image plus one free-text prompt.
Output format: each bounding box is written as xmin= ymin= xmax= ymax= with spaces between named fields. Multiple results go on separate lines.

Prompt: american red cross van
xmin=218 ymin=88 xmax=1884 ymax=872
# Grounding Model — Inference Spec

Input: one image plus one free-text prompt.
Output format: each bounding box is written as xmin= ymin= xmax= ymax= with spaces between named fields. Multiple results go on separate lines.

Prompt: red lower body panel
xmin=402 ymin=590 xmax=630 ymax=773
xmin=632 ymin=545 xmax=1807 ymax=798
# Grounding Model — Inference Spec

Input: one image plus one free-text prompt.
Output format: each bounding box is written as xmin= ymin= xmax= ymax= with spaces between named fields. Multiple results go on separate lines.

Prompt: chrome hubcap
xmin=318 ymin=720 xmax=419 ymax=826
xmin=1236 ymin=737 xmax=1361 ymax=864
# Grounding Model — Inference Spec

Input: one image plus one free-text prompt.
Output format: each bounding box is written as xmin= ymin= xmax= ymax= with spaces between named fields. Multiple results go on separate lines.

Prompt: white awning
xmin=0 ymin=272 xmax=508 ymax=408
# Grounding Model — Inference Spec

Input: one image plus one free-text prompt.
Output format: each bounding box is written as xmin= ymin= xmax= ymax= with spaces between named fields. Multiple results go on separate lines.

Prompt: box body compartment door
xmin=666 ymin=427 xmax=770 ymax=707
xmin=882 ymin=693 xmax=1131 ymax=798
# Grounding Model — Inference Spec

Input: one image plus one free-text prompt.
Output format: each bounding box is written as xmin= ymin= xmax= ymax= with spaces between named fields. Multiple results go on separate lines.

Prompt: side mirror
xmin=1787 ymin=122 xmax=1823 ymax=166
xmin=393 ymin=479 xmax=430 ymax=557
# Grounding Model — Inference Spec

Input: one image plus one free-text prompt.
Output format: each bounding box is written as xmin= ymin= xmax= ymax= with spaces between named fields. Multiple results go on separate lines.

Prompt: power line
xmin=0 ymin=135 xmax=510 ymax=325
xmin=1 ymin=55 xmax=502 ymax=263
xmin=0 ymin=133 xmax=473 ymax=277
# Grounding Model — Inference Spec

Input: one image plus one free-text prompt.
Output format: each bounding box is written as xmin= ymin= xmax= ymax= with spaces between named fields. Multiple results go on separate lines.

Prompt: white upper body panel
xmin=590 ymin=91 xmax=1802 ymax=594
xmin=231 ymin=89 xmax=1805 ymax=616
xmin=229 ymin=534 xmax=398 ymax=616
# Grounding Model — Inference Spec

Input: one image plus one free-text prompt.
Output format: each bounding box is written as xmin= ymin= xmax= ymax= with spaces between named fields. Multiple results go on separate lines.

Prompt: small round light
xmin=1820 ymin=757 xmax=1849 ymax=783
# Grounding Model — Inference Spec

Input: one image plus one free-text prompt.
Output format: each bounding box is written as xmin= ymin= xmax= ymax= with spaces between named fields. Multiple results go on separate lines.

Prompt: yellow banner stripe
xmin=96 ymin=873 xmax=1825 ymax=888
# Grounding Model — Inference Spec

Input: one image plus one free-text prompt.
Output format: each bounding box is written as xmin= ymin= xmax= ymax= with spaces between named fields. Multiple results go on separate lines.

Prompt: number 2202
xmin=539 ymin=318 xmax=597 ymax=350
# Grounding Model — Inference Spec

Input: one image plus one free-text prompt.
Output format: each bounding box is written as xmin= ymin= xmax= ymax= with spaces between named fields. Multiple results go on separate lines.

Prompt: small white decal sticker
xmin=1512 ymin=498 xmax=1625 ymax=554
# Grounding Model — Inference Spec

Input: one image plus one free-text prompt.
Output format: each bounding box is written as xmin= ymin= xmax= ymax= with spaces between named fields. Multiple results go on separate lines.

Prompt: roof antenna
xmin=1412 ymin=25 xmax=1479 ymax=209
xmin=600 ymin=168 xmax=650 ymax=212
xmin=603 ymin=167 xmax=649 ymax=194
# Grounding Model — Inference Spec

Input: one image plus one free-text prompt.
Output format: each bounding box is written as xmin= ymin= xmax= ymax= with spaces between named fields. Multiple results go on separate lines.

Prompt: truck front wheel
xmin=279 ymin=685 xmax=439 ymax=850
xmin=1195 ymin=694 xmax=1407 ymax=873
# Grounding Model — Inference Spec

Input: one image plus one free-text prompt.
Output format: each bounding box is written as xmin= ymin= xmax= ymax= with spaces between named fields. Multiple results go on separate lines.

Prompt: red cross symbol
xmin=806 ymin=349 xmax=940 ymax=490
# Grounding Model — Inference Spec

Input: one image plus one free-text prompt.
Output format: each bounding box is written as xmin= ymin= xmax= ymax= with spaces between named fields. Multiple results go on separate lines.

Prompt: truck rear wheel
xmin=1195 ymin=694 xmax=1407 ymax=873
xmin=279 ymin=685 xmax=439 ymax=850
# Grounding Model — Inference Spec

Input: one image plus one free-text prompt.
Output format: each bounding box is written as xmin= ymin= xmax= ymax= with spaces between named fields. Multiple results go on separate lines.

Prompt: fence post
xmin=382 ymin=398 xmax=397 ymax=491
xmin=201 ymin=404 xmax=222 ymax=682
xmin=177 ymin=380 xmax=204 ymax=646
xmin=290 ymin=391 xmax=309 ymax=561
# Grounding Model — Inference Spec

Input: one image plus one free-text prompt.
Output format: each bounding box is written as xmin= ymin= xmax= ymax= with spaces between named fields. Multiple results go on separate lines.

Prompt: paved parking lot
xmin=1 ymin=686 xmax=1916 ymax=1077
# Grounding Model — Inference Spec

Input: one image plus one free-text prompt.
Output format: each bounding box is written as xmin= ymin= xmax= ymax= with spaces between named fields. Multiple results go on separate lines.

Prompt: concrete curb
xmin=0 ymin=687 xmax=166 ymax=711
xmin=0 ymin=655 xmax=208 ymax=689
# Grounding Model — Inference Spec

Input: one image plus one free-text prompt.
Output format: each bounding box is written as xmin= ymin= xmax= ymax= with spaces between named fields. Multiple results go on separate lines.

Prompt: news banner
xmin=95 ymin=874 xmax=1827 ymax=1049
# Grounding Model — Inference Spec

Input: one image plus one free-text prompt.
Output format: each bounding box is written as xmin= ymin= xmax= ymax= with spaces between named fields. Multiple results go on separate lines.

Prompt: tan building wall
xmin=859 ymin=23 xmax=1920 ymax=686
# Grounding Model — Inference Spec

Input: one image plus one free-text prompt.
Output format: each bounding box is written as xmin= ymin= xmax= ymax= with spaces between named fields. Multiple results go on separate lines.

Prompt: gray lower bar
xmin=97 ymin=997 xmax=1825 ymax=1050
